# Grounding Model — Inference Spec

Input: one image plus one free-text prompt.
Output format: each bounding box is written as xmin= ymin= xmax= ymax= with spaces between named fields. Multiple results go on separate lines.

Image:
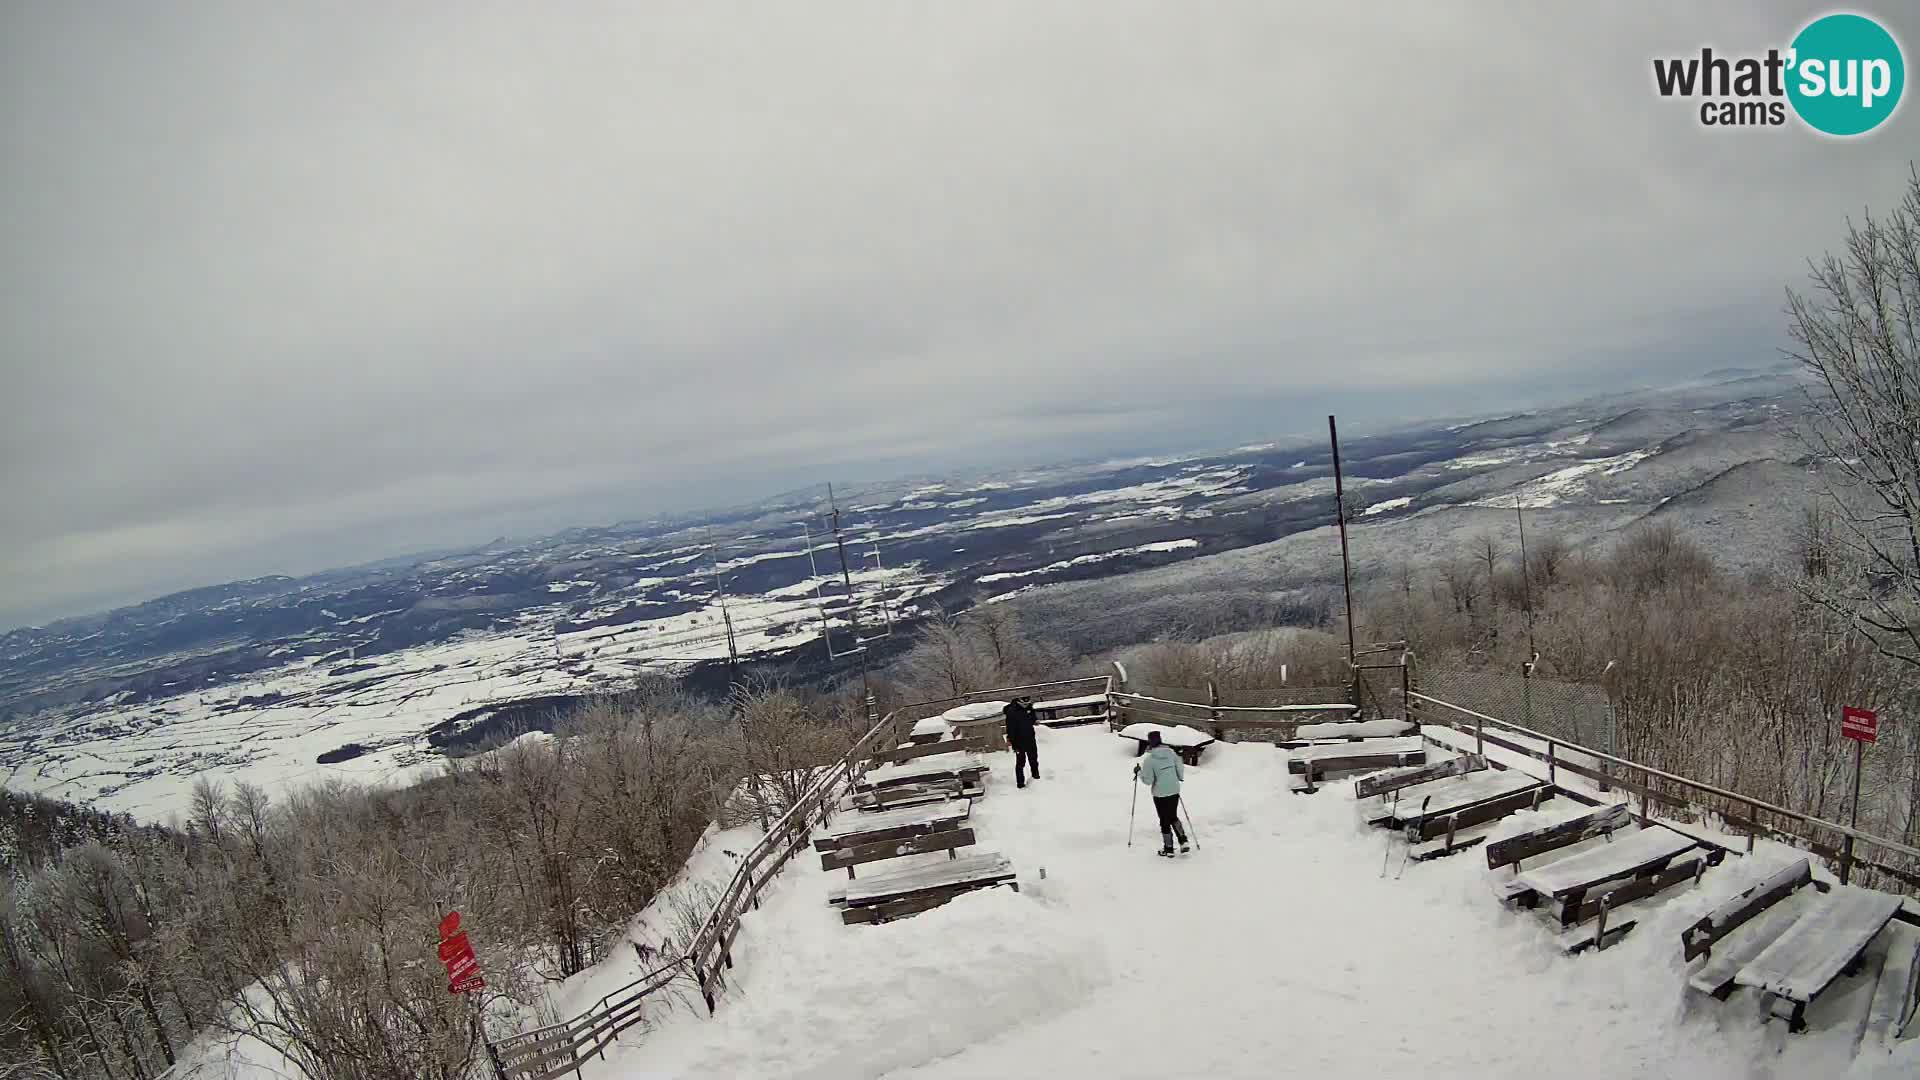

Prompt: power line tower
xmin=704 ymin=529 xmax=744 ymax=706
xmin=800 ymin=483 xmax=894 ymax=724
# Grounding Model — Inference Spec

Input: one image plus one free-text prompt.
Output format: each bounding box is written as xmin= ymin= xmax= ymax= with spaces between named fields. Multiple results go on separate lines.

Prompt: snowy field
xmin=564 ymin=725 xmax=1917 ymax=1080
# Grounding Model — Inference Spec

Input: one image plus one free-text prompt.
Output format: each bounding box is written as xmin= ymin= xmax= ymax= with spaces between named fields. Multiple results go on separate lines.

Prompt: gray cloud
xmin=3 ymin=2 xmax=1914 ymax=626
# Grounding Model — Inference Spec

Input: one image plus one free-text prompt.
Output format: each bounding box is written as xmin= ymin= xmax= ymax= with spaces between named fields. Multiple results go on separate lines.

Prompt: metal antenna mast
xmin=704 ymin=528 xmax=742 ymax=700
xmin=826 ymin=483 xmax=877 ymax=724
xmin=1328 ymin=416 xmax=1358 ymax=685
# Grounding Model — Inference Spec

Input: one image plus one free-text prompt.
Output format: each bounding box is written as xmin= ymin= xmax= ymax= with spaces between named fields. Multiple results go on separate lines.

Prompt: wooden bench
xmin=904 ymin=716 xmax=951 ymax=745
xmin=1688 ymin=896 xmax=1816 ymax=1001
xmin=1032 ymin=693 xmax=1110 ymax=728
xmin=1281 ymin=719 xmax=1415 ymax=748
xmin=869 ymin=736 xmax=989 ymax=768
xmin=1864 ymin=922 xmax=1920 ymax=1053
xmin=1734 ymin=885 xmax=1905 ymax=1033
xmin=1508 ymin=825 xmax=1700 ymax=929
xmin=1364 ymin=768 xmax=1539 ymax=828
xmin=1288 ymin=736 xmax=1426 ymax=793
xmin=821 ymin=827 xmax=976 ymax=879
xmin=1680 ymin=857 xmax=1822 ymax=963
xmin=1354 ymin=754 xmax=1484 ymax=800
xmin=829 ymin=852 xmax=1018 ymax=925
xmin=1487 ymin=803 xmax=1632 ymax=873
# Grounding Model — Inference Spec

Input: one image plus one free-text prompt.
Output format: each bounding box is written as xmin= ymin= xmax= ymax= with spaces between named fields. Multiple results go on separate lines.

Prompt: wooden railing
xmin=494 ymin=675 xmax=1110 ymax=1080
xmin=1409 ymin=691 xmax=1920 ymax=894
xmin=1109 ymin=690 xmax=1356 ymax=742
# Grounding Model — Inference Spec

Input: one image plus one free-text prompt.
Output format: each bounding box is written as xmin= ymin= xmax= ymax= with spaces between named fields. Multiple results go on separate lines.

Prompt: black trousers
xmin=1153 ymin=793 xmax=1188 ymax=846
xmin=1012 ymin=738 xmax=1039 ymax=785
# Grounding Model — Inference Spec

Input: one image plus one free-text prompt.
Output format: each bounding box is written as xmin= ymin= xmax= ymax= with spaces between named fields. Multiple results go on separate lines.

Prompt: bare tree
xmin=1472 ymin=533 xmax=1504 ymax=604
xmin=1787 ymin=165 xmax=1920 ymax=670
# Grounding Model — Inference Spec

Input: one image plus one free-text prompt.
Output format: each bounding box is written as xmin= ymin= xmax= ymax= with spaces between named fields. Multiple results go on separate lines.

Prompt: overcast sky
xmin=2 ymin=2 xmax=1914 ymax=629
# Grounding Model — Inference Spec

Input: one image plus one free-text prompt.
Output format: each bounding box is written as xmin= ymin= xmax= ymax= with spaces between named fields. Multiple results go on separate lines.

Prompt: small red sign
xmin=438 ymin=911 xmax=462 ymax=940
xmin=1842 ymin=706 xmax=1879 ymax=743
xmin=437 ymin=932 xmax=473 ymax=963
xmin=450 ymin=974 xmax=485 ymax=995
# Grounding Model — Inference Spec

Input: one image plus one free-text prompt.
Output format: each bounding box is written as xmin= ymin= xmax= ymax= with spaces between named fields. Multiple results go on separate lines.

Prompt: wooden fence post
xmin=1207 ymin=680 xmax=1224 ymax=742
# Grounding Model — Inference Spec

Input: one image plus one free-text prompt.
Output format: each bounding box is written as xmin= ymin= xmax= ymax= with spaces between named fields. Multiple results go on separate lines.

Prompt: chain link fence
xmin=1415 ymin=663 xmax=1612 ymax=752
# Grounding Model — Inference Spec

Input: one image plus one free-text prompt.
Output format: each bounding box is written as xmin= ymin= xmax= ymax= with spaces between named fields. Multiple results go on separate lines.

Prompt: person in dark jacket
xmin=1134 ymin=729 xmax=1189 ymax=855
xmin=1003 ymin=696 xmax=1040 ymax=788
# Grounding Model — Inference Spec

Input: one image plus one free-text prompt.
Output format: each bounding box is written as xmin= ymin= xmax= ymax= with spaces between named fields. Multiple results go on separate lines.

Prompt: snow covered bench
xmin=1486 ymin=802 xmax=1632 ymax=873
xmin=1031 ymin=693 xmax=1111 ymax=728
xmin=1353 ymin=753 xmax=1483 ymax=801
xmin=905 ymin=715 xmax=952 ymax=745
xmin=1281 ymin=718 xmax=1415 ymax=747
xmin=1287 ymin=736 xmax=1426 ymax=794
xmin=1734 ymin=885 xmax=1907 ymax=1033
xmin=829 ymin=852 xmax=1018 ymax=925
xmin=845 ymin=777 xmax=985 ymax=811
xmin=816 ymin=799 xmax=972 ymax=854
xmin=1681 ymin=857 xmax=1823 ymax=964
xmin=1363 ymin=766 xmax=1540 ymax=833
xmin=1506 ymin=825 xmax=1705 ymax=942
xmin=1117 ymin=723 xmax=1217 ymax=765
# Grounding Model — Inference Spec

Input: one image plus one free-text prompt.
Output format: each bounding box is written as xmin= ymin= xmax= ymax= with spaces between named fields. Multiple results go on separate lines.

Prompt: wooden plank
xmin=1513 ymin=826 xmax=1696 ymax=901
xmin=1355 ymin=754 xmax=1484 ymax=800
xmin=1680 ymin=857 xmax=1812 ymax=961
xmin=842 ymin=880 xmax=1016 ymax=925
xmin=1561 ymin=856 xmax=1701 ymax=924
xmin=820 ymin=827 xmax=976 ymax=872
xmin=1689 ymin=897 xmax=1812 ymax=1000
xmin=1736 ymin=886 xmax=1904 ymax=1004
xmin=1864 ymin=923 xmax=1920 ymax=1053
xmin=1411 ymin=785 xmax=1553 ymax=842
xmin=816 ymin=800 xmax=968 ymax=850
xmin=1039 ymin=711 xmax=1111 ymax=728
xmin=869 ymin=737 xmax=989 ymax=767
xmin=841 ymin=852 xmax=1014 ymax=907
xmin=1287 ymin=736 xmax=1425 ymax=772
xmin=1367 ymin=769 xmax=1538 ymax=825
xmin=1487 ymin=803 xmax=1632 ymax=872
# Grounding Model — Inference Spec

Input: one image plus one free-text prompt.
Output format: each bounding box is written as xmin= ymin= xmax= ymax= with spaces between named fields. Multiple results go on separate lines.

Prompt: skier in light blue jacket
xmin=1134 ymin=730 xmax=1189 ymax=856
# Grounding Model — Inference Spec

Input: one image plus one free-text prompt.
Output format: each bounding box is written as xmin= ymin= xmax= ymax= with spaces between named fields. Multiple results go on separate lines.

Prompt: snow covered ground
xmin=581 ymin=724 xmax=1917 ymax=1079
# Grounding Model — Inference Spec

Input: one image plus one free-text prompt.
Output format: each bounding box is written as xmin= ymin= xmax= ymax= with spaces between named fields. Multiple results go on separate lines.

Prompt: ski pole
xmin=1180 ymin=797 xmax=1200 ymax=850
xmin=1127 ymin=770 xmax=1139 ymax=847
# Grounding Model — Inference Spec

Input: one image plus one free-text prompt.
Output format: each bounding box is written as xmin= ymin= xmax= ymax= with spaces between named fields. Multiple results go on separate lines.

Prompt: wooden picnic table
xmin=907 ymin=716 xmax=951 ymax=744
xmin=815 ymin=800 xmax=970 ymax=852
xmin=1734 ymin=885 xmax=1905 ymax=1031
xmin=1032 ymin=693 xmax=1110 ymax=727
xmin=1117 ymin=723 xmax=1217 ymax=764
xmin=1514 ymin=826 xmax=1696 ymax=899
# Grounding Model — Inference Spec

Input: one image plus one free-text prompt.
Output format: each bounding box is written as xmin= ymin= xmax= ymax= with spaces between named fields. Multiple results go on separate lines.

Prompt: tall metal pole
xmin=827 ymin=484 xmax=876 ymax=724
xmin=1844 ymin=737 xmax=1864 ymax=884
xmin=1328 ymin=416 xmax=1358 ymax=699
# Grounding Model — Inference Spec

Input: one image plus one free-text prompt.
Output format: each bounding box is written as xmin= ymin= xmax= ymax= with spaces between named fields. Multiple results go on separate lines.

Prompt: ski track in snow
xmin=575 ymin=728 xmax=1917 ymax=1080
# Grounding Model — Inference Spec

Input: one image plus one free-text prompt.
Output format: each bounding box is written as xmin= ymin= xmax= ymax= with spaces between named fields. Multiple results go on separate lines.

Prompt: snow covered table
xmin=906 ymin=715 xmax=952 ymax=744
xmin=942 ymin=701 xmax=1012 ymax=750
xmin=1031 ymin=692 xmax=1110 ymax=728
xmin=1733 ymin=885 xmax=1905 ymax=1032
xmin=1117 ymin=723 xmax=1217 ymax=764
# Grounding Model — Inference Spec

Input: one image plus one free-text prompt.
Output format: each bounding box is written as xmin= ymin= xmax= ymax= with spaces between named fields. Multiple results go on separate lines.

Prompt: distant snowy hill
xmin=0 ymin=365 xmax=1828 ymax=819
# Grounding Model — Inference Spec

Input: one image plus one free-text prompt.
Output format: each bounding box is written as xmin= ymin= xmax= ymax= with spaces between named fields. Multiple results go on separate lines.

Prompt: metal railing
xmin=1410 ymin=691 xmax=1920 ymax=893
xmin=1109 ymin=690 xmax=1356 ymax=743
xmin=495 ymin=675 xmax=1111 ymax=1080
